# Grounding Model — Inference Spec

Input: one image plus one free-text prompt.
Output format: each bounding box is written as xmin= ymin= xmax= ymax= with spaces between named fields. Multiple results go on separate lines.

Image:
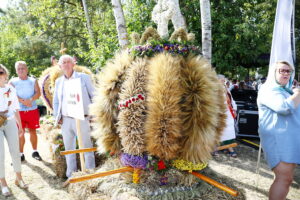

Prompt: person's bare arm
xmin=14 ymin=110 xmax=25 ymax=136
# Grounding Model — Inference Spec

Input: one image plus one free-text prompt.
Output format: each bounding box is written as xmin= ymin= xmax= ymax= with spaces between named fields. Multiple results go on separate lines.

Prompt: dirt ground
xmin=208 ymin=143 xmax=300 ymax=200
xmin=1 ymin=134 xmax=299 ymax=200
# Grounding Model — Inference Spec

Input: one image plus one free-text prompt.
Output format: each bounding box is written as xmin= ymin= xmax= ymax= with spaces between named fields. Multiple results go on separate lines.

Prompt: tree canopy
xmin=0 ymin=0 xmax=299 ymax=80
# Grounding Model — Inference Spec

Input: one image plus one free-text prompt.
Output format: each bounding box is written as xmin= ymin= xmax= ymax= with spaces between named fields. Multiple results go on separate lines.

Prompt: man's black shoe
xmin=21 ymin=154 xmax=25 ymax=162
xmin=32 ymin=152 xmax=42 ymax=161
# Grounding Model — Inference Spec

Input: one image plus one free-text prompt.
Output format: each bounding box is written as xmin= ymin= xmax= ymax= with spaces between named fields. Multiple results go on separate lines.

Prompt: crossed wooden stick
xmin=60 ymin=143 xmax=238 ymax=197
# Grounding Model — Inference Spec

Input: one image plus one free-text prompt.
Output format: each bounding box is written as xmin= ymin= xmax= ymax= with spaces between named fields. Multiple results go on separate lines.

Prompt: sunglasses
xmin=278 ymin=69 xmax=293 ymax=75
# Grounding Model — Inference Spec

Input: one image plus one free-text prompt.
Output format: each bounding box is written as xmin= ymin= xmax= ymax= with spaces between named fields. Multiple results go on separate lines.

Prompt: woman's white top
xmin=0 ymin=84 xmax=20 ymax=119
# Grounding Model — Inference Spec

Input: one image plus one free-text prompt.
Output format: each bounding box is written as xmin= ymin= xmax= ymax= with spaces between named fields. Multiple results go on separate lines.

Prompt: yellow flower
xmin=132 ymin=169 xmax=141 ymax=184
xmin=172 ymin=159 xmax=207 ymax=172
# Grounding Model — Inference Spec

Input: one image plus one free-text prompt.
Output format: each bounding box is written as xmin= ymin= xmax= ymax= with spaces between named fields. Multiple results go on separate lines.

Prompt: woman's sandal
xmin=15 ymin=179 xmax=28 ymax=189
xmin=1 ymin=186 xmax=11 ymax=197
xmin=228 ymin=151 xmax=237 ymax=158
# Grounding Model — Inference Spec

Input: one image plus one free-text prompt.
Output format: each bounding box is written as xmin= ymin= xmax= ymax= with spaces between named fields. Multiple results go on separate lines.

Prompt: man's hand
xmin=18 ymin=128 xmax=25 ymax=137
xmin=58 ymin=118 xmax=63 ymax=125
xmin=22 ymin=99 xmax=33 ymax=107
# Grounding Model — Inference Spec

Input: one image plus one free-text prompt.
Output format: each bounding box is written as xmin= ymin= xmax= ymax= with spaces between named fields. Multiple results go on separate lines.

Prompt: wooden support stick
xmin=241 ymin=139 xmax=260 ymax=148
xmin=190 ymin=171 xmax=238 ymax=197
xmin=60 ymin=147 xmax=97 ymax=155
xmin=76 ymin=119 xmax=86 ymax=172
xmin=217 ymin=143 xmax=238 ymax=151
xmin=69 ymin=167 xmax=134 ymax=183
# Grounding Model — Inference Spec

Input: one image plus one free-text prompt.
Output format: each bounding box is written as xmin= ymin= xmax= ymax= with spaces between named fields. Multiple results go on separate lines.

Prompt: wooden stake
xmin=217 ymin=143 xmax=238 ymax=151
xmin=76 ymin=119 xmax=86 ymax=172
xmin=60 ymin=147 xmax=97 ymax=155
xmin=190 ymin=171 xmax=238 ymax=197
xmin=69 ymin=167 xmax=134 ymax=183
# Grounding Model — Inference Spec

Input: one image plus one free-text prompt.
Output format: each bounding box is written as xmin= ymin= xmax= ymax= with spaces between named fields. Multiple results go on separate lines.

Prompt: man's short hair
xmin=58 ymin=55 xmax=75 ymax=65
xmin=15 ymin=61 xmax=27 ymax=69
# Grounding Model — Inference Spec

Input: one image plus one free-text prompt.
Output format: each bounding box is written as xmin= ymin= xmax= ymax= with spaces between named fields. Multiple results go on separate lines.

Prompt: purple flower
xmin=154 ymin=45 xmax=163 ymax=52
xmin=120 ymin=153 xmax=148 ymax=169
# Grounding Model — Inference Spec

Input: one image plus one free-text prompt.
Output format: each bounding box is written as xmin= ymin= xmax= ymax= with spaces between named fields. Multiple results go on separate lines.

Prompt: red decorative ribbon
xmin=4 ymin=88 xmax=11 ymax=98
xmin=118 ymin=94 xmax=145 ymax=109
xmin=226 ymin=91 xmax=236 ymax=119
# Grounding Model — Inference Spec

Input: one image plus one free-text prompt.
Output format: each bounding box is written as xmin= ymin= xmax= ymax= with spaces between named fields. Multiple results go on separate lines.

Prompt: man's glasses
xmin=278 ymin=69 xmax=293 ymax=75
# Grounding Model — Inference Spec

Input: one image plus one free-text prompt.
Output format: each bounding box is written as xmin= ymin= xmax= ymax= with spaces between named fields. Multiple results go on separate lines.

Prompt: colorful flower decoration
xmin=157 ymin=160 xmax=166 ymax=170
xmin=130 ymin=39 xmax=201 ymax=58
xmin=120 ymin=153 xmax=148 ymax=169
xmin=41 ymin=74 xmax=53 ymax=110
xmin=118 ymin=94 xmax=145 ymax=109
xmin=132 ymin=168 xmax=141 ymax=184
xmin=160 ymin=174 xmax=168 ymax=186
xmin=172 ymin=159 xmax=207 ymax=172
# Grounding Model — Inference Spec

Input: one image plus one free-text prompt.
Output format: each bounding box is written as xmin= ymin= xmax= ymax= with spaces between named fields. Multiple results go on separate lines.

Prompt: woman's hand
xmin=292 ymin=87 xmax=300 ymax=94
xmin=291 ymin=87 xmax=300 ymax=108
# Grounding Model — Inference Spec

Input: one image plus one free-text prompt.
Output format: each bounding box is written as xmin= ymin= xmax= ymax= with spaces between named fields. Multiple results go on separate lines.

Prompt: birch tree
xmin=200 ymin=0 xmax=212 ymax=63
xmin=82 ymin=0 xmax=94 ymax=44
xmin=112 ymin=0 xmax=129 ymax=48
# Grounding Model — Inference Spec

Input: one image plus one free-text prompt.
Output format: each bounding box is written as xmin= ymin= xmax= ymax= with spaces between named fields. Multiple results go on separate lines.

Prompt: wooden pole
xmin=76 ymin=119 xmax=86 ymax=172
xmin=217 ymin=143 xmax=238 ymax=151
xmin=69 ymin=167 xmax=134 ymax=183
xmin=241 ymin=139 xmax=260 ymax=148
xmin=190 ymin=171 xmax=238 ymax=197
xmin=60 ymin=147 xmax=97 ymax=155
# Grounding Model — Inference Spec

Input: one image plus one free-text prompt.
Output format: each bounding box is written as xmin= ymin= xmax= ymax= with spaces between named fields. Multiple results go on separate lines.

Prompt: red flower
xmin=138 ymin=94 xmax=144 ymax=100
xmin=157 ymin=160 xmax=166 ymax=170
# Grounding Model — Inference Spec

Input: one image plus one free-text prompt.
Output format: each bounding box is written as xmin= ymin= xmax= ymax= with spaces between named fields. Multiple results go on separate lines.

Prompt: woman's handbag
xmin=0 ymin=114 xmax=7 ymax=127
xmin=0 ymin=88 xmax=11 ymax=127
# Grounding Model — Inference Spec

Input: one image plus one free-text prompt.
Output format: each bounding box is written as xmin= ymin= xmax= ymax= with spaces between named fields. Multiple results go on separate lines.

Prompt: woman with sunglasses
xmin=257 ymin=61 xmax=300 ymax=200
xmin=0 ymin=64 xmax=27 ymax=197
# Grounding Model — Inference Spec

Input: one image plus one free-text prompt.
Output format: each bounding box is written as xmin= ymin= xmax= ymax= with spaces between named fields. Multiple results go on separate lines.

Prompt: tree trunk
xmin=82 ymin=0 xmax=94 ymax=44
xmin=111 ymin=0 xmax=129 ymax=48
xmin=200 ymin=0 xmax=212 ymax=63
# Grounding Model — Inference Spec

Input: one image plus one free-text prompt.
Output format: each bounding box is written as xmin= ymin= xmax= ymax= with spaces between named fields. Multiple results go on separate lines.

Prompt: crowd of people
xmin=0 ymin=57 xmax=299 ymax=200
xmin=0 ymin=55 xmax=96 ymax=196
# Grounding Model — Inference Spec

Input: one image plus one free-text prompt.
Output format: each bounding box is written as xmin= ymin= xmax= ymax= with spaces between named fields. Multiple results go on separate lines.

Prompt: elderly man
xmin=53 ymin=55 xmax=95 ymax=179
xmin=10 ymin=61 xmax=42 ymax=162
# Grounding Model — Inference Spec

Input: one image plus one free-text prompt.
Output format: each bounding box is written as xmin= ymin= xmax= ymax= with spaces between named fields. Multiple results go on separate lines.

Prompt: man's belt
xmin=63 ymin=115 xmax=89 ymax=119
